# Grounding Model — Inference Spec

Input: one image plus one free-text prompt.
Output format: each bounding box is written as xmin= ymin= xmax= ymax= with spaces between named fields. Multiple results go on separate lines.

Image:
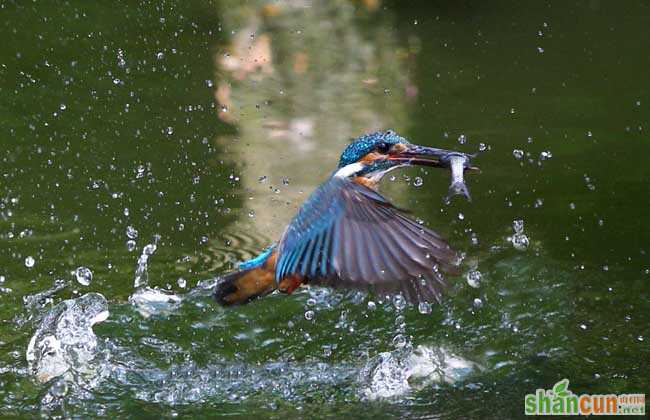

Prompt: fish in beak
xmin=389 ymin=144 xmax=479 ymax=202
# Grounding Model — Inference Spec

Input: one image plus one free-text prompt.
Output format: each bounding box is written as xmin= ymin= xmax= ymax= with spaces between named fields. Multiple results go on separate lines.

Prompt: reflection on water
xmin=212 ymin=0 xmax=413 ymax=240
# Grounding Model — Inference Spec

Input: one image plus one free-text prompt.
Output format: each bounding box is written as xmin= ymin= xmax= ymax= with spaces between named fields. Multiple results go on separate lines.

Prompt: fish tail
xmin=445 ymin=181 xmax=471 ymax=203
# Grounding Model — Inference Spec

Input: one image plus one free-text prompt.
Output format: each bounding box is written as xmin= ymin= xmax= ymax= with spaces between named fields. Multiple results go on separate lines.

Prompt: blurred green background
xmin=0 ymin=0 xmax=648 ymax=418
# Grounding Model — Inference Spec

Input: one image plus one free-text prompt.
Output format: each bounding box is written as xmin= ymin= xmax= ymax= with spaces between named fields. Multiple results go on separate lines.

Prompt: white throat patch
xmin=334 ymin=162 xmax=365 ymax=178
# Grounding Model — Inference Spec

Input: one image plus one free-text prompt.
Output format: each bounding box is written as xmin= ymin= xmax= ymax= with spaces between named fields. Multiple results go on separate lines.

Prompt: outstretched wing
xmin=275 ymin=176 xmax=460 ymax=304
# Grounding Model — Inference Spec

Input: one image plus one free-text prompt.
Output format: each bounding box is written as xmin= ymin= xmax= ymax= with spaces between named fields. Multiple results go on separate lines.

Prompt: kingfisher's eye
xmin=376 ymin=142 xmax=391 ymax=153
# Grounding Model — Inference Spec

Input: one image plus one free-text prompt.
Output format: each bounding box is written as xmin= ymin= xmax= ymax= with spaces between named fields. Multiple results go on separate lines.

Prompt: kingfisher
xmin=214 ymin=130 xmax=477 ymax=307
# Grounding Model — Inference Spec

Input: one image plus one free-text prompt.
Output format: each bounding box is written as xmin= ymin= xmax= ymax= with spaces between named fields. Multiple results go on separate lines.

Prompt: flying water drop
xmin=466 ymin=270 xmax=482 ymax=288
xmin=25 ymin=256 xmax=35 ymax=268
xmin=74 ymin=267 xmax=93 ymax=286
xmin=392 ymin=295 xmax=406 ymax=311
xmin=126 ymin=225 xmax=138 ymax=239
xmin=418 ymin=302 xmax=432 ymax=315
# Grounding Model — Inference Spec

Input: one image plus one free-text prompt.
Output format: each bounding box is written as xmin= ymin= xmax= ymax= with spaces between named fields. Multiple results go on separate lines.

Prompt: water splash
xmin=129 ymin=236 xmax=182 ymax=318
xmin=129 ymin=287 xmax=182 ymax=319
xmin=133 ymin=242 xmax=157 ymax=288
xmin=26 ymin=293 xmax=109 ymax=384
xmin=359 ymin=345 xmax=480 ymax=399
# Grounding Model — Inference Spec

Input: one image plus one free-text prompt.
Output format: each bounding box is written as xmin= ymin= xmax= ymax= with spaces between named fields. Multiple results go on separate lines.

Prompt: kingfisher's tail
xmin=214 ymin=266 xmax=277 ymax=306
xmin=214 ymin=247 xmax=278 ymax=306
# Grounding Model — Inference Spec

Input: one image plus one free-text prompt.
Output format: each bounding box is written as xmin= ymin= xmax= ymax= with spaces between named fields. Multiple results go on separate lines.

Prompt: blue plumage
xmin=238 ymin=245 xmax=275 ymax=270
xmin=215 ymin=129 xmax=474 ymax=306
xmin=338 ymin=130 xmax=407 ymax=168
xmin=275 ymin=174 xmax=459 ymax=303
xmin=276 ymin=176 xmax=346 ymax=280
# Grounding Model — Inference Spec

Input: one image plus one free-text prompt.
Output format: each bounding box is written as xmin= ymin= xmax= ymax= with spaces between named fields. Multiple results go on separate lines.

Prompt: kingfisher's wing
xmin=275 ymin=176 xmax=460 ymax=304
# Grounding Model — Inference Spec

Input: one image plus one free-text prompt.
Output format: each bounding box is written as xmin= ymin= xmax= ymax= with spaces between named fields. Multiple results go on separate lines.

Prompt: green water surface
xmin=1 ymin=1 xmax=648 ymax=418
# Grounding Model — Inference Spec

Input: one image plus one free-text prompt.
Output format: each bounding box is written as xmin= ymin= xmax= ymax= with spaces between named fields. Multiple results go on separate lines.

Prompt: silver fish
xmin=444 ymin=153 xmax=475 ymax=203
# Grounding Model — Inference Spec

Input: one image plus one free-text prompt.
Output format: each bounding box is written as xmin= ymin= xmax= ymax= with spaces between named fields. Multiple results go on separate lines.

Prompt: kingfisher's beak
xmin=389 ymin=144 xmax=480 ymax=171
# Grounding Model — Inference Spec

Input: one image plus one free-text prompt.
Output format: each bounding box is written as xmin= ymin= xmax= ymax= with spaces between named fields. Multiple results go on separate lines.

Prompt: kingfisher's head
xmin=335 ymin=130 xmax=475 ymax=185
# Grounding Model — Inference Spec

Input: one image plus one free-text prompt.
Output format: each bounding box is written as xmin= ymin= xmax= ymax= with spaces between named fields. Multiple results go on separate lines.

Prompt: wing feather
xmin=276 ymin=176 xmax=460 ymax=303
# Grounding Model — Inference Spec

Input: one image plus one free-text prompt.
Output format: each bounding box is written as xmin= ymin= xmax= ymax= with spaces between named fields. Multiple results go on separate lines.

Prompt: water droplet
xmin=392 ymin=294 xmax=406 ymax=311
xmin=539 ymin=150 xmax=553 ymax=160
xmin=25 ymin=256 xmax=35 ymax=268
xmin=466 ymin=270 xmax=482 ymax=288
xmin=177 ymin=277 xmax=187 ymax=288
xmin=473 ymin=297 xmax=483 ymax=308
xmin=126 ymin=225 xmax=138 ymax=239
xmin=392 ymin=334 xmax=407 ymax=348
xmin=511 ymin=233 xmax=530 ymax=250
xmin=304 ymin=310 xmax=315 ymax=320
xmin=418 ymin=301 xmax=431 ymax=315
xmin=50 ymin=378 xmax=68 ymax=397
xmin=73 ymin=266 xmax=93 ymax=286
xmin=512 ymin=149 xmax=524 ymax=160
xmin=413 ymin=177 xmax=423 ymax=187
xmin=143 ymin=243 xmax=157 ymax=255
xmin=137 ymin=164 xmax=147 ymax=175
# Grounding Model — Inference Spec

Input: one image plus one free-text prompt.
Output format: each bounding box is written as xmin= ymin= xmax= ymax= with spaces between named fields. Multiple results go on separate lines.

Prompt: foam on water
xmin=128 ymin=287 xmax=183 ymax=318
xmin=26 ymin=293 xmax=109 ymax=384
xmin=359 ymin=345 xmax=480 ymax=400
